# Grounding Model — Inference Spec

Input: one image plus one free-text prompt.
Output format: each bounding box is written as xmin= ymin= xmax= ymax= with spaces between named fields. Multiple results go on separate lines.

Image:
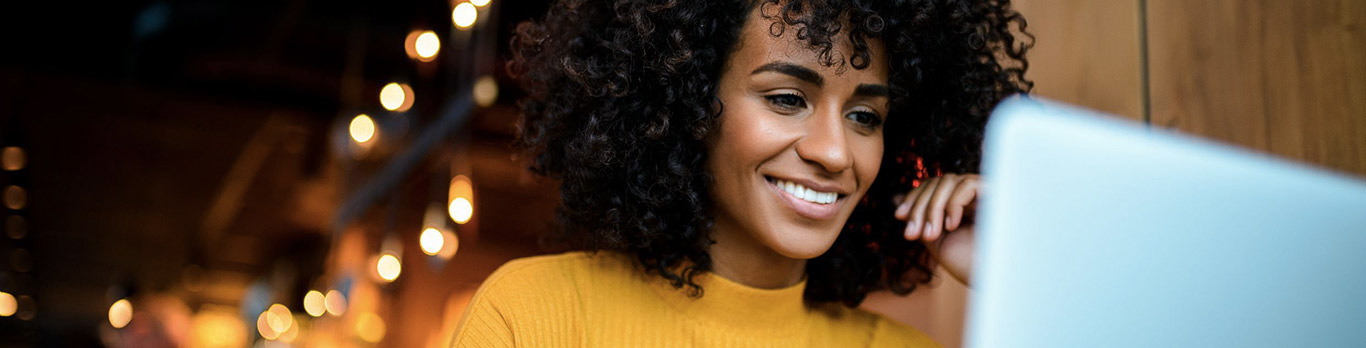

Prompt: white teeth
xmin=773 ymin=179 xmax=838 ymax=205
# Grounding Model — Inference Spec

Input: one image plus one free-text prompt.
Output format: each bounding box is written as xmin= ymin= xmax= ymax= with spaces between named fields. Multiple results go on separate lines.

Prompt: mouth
xmin=764 ymin=176 xmax=844 ymax=220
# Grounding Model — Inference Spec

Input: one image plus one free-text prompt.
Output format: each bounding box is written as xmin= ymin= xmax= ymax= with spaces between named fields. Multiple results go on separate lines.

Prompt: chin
xmin=764 ymin=222 xmax=846 ymax=260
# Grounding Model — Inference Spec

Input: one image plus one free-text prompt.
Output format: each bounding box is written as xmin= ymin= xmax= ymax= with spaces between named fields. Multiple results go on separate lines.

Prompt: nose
xmin=795 ymin=109 xmax=853 ymax=173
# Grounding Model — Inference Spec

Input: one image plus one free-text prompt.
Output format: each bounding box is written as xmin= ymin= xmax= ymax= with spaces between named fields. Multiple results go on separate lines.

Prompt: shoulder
xmin=481 ymin=251 xmax=638 ymax=292
xmin=453 ymin=252 xmax=638 ymax=347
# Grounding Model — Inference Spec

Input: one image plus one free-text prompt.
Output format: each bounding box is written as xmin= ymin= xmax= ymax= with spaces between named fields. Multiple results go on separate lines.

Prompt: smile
xmin=765 ymin=176 xmax=844 ymax=220
xmin=769 ymin=178 xmax=839 ymax=204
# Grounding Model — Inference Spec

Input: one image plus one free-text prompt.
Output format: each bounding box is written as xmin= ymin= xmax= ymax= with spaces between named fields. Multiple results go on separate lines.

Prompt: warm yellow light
xmin=189 ymin=305 xmax=247 ymax=348
xmin=4 ymin=185 xmax=25 ymax=210
xmin=438 ymin=229 xmax=459 ymax=259
xmin=324 ymin=289 xmax=348 ymax=316
xmin=266 ymin=304 xmax=293 ymax=334
xmin=303 ymin=290 xmax=326 ymax=317
xmin=349 ymin=114 xmax=376 ymax=144
xmin=448 ymin=175 xmax=474 ymax=224
xmin=379 ymin=82 xmax=414 ymax=112
xmin=415 ymin=31 xmax=440 ymax=60
xmin=0 ymin=292 xmax=15 ymax=317
xmin=256 ymin=310 xmax=280 ymax=340
xmin=471 ymin=0 xmax=491 ymax=7
xmin=376 ymin=253 xmax=401 ymax=282
xmin=448 ymin=197 xmax=473 ymax=224
xmin=473 ymin=75 xmax=499 ymax=107
xmin=1 ymin=147 xmax=23 ymax=171
xmin=452 ymin=2 xmax=477 ymax=29
xmin=278 ymin=314 xmax=300 ymax=343
xmin=420 ymin=228 xmax=444 ymax=256
xmin=109 ymin=299 xmax=133 ymax=329
xmin=356 ymin=312 xmax=387 ymax=344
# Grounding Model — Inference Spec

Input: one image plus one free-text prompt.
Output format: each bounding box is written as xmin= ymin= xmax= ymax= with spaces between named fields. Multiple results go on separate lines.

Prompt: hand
xmin=894 ymin=173 xmax=980 ymax=242
xmin=893 ymin=173 xmax=980 ymax=285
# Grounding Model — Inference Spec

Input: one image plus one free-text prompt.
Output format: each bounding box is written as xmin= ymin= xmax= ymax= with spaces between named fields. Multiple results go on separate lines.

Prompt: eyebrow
xmin=853 ymin=84 xmax=890 ymax=98
xmin=751 ymin=61 xmax=890 ymax=99
xmin=751 ymin=62 xmax=824 ymax=86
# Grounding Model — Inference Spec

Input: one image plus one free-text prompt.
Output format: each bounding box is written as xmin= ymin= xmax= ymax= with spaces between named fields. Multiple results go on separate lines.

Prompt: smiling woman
xmin=451 ymin=0 xmax=1031 ymax=346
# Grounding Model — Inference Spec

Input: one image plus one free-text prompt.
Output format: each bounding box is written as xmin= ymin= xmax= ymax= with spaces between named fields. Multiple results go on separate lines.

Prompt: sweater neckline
xmin=647 ymin=268 xmax=812 ymax=334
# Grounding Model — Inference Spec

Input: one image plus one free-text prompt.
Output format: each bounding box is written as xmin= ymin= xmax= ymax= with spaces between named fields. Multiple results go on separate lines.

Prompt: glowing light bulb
xmin=379 ymin=82 xmax=414 ymax=112
xmin=473 ymin=75 xmax=499 ymax=107
xmin=420 ymin=228 xmax=444 ymax=256
xmin=0 ymin=292 xmax=15 ymax=317
xmin=324 ymin=289 xmax=347 ymax=316
xmin=349 ymin=114 xmax=376 ymax=143
xmin=303 ymin=291 xmax=326 ymax=317
xmin=452 ymin=3 xmax=477 ymax=29
xmin=415 ymin=31 xmax=440 ymax=60
xmin=109 ymin=299 xmax=133 ymax=329
xmin=471 ymin=0 xmax=491 ymax=7
xmin=376 ymin=253 xmax=401 ymax=282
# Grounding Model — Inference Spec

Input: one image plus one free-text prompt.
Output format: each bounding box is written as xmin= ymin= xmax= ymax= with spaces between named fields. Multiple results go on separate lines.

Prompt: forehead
xmin=727 ymin=4 xmax=889 ymax=80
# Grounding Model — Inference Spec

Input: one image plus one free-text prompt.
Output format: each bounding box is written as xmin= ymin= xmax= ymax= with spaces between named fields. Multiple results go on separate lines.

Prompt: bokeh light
xmin=419 ymin=228 xmax=444 ymax=256
xmin=266 ymin=304 xmax=293 ymax=334
xmin=0 ymin=292 xmax=15 ymax=317
xmin=376 ymin=253 xmax=401 ymax=282
xmin=256 ymin=310 xmax=281 ymax=340
xmin=4 ymin=185 xmax=26 ymax=210
xmin=471 ymin=0 xmax=491 ymax=7
xmin=303 ymin=290 xmax=326 ymax=317
xmin=415 ymin=31 xmax=440 ymax=61
xmin=1 ymin=147 xmax=23 ymax=171
xmin=473 ymin=75 xmax=499 ymax=107
xmin=448 ymin=198 xmax=473 ymax=225
xmin=448 ymin=175 xmax=474 ymax=224
xmin=6 ymin=215 xmax=25 ymax=240
xmin=438 ymin=229 xmax=459 ymax=259
xmin=109 ymin=299 xmax=133 ymax=329
xmin=452 ymin=2 xmax=477 ymax=29
xmin=349 ymin=114 xmax=376 ymax=144
xmin=356 ymin=311 xmax=387 ymax=343
xmin=379 ymin=82 xmax=414 ymax=112
xmin=324 ymin=289 xmax=348 ymax=316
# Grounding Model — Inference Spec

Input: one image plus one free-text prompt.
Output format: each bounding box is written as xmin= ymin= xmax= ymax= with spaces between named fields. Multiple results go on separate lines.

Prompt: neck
xmin=706 ymin=219 xmax=808 ymax=289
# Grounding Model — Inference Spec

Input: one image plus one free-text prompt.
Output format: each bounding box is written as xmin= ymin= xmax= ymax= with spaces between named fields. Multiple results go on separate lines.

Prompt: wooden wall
xmin=864 ymin=1 xmax=1366 ymax=347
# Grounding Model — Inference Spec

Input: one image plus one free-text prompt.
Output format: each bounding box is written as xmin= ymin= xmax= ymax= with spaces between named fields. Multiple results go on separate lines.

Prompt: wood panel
xmin=1015 ymin=0 xmax=1145 ymax=120
xmin=1150 ymin=0 xmax=1366 ymax=177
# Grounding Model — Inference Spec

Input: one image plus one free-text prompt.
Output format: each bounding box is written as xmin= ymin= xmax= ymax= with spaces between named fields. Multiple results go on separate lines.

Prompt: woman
xmin=452 ymin=0 xmax=1030 ymax=346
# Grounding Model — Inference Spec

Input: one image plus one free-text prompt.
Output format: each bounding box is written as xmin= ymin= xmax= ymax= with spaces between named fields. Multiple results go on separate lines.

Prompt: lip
xmin=765 ymin=176 xmax=842 ymax=220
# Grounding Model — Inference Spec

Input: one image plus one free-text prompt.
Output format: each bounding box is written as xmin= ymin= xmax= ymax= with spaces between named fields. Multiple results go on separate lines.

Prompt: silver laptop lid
xmin=968 ymin=97 xmax=1366 ymax=348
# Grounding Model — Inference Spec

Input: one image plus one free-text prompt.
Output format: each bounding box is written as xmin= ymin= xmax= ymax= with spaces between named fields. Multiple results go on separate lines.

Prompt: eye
xmin=848 ymin=110 xmax=883 ymax=129
xmin=764 ymin=93 xmax=807 ymax=110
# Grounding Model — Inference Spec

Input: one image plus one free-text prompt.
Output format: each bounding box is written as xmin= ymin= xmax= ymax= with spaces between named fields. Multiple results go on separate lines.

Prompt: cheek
xmin=856 ymin=139 xmax=884 ymax=191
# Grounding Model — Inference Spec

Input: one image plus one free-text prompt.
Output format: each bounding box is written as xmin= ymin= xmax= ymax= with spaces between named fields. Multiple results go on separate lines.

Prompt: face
xmin=706 ymin=6 xmax=890 ymax=260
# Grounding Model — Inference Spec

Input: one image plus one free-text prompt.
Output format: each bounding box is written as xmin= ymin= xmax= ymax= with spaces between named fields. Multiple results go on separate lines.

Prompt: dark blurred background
xmin=0 ymin=1 xmax=1362 ymax=347
xmin=0 ymin=0 xmax=564 ymax=347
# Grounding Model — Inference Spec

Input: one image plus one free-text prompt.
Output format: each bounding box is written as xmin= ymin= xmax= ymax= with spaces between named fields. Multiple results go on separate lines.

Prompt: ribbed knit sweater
xmin=450 ymin=251 xmax=941 ymax=347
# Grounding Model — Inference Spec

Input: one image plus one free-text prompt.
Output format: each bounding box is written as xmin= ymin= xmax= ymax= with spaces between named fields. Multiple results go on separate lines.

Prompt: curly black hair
xmin=509 ymin=0 xmax=1032 ymax=307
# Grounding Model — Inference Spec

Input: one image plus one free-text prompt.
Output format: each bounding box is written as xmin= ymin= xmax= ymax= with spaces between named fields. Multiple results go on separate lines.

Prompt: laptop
xmin=966 ymin=97 xmax=1366 ymax=348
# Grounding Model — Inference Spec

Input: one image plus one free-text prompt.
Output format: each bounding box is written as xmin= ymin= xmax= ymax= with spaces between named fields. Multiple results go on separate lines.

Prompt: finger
xmin=925 ymin=174 xmax=961 ymax=242
xmin=895 ymin=179 xmax=930 ymax=221
xmin=908 ymin=178 xmax=941 ymax=240
xmin=944 ymin=175 xmax=981 ymax=232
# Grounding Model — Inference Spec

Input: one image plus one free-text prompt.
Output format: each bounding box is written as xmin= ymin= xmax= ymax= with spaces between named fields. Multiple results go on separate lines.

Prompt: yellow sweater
xmin=451 ymin=251 xmax=941 ymax=347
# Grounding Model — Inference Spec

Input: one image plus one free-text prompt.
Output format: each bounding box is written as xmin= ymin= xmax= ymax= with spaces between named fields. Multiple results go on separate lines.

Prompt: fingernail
xmin=924 ymin=222 xmax=935 ymax=240
xmin=946 ymin=217 xmax=954 ymax=231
